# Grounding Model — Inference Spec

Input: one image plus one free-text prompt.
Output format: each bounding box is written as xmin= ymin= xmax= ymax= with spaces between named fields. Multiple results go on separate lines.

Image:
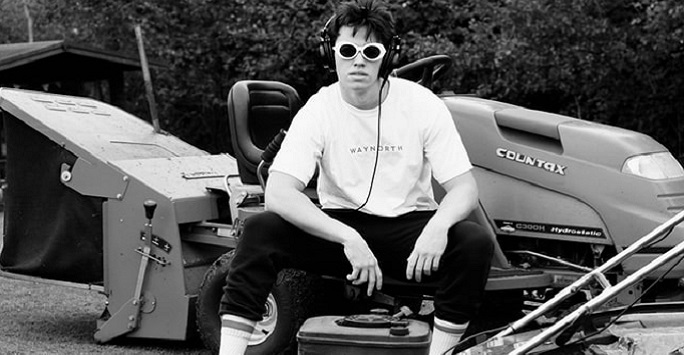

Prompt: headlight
xmin=622 ymin=152 xmax=684 ymax=179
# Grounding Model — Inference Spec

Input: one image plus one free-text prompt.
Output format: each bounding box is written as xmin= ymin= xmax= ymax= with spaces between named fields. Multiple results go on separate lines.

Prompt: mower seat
xmin=227 ymin=80 xmax=302 ymax=185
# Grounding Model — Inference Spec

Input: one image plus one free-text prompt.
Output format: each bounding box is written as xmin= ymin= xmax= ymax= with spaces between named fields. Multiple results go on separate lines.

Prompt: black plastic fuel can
xmin=297 ymin=313 xmax=431 ymax=354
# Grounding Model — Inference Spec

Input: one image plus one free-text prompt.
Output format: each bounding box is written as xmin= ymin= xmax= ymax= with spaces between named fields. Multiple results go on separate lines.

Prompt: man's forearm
xmin=427 ymin=173 xmax=479 ymax=232
xmin=265 ymin=185 xmax=358 ymax=245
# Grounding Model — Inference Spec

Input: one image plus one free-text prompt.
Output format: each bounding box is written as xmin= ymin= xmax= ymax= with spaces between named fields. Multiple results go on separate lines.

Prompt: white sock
xmin=219 ymin=314 xmax=256 ymax=355
xmin=429 ymin=317 xmax=469 ymax=355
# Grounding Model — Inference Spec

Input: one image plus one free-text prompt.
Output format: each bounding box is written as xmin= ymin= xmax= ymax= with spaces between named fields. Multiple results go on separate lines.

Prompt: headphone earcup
xmin=320 ymin=16 xmax=337 ymax=73
xmin=380 ymin=36 xmax=401 ymax=78
xmin=319 ymin=40 xmax=326 ymax=61
xmin=319 ymin=34 xmax=335 ymax=73
xmin=391 ymin=50 xmax=400 ymax=67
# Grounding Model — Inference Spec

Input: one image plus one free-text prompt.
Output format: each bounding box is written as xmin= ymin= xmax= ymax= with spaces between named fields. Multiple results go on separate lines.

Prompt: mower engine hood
xmin=443 ymin=95 xmax=684 ymax=279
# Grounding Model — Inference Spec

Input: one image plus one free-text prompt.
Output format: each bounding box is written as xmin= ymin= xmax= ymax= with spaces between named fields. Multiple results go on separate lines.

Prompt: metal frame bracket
xmin=60 ymin=159 xmax=129 ymax=199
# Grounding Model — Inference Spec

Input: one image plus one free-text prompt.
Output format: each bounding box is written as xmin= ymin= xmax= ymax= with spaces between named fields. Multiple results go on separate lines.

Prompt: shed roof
xmin=0 ymin=40 xmax=164 ymax=85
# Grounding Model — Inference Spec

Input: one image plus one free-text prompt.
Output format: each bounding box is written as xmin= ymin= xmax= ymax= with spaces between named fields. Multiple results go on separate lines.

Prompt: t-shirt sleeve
xmin=424 ymin=99 xmax=472 ymax=184
xmin=268 ymin=96 xmax=323 ymax=185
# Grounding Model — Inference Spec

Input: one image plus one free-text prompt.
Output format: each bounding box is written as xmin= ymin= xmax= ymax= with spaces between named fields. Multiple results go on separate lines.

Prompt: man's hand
xmin=343 ymin=235 xmax=383 ymax=296
xmin=406 ymin=172 xmax=478 ymax=282
xmin=406 ymin=225 xmax=448 ymax=282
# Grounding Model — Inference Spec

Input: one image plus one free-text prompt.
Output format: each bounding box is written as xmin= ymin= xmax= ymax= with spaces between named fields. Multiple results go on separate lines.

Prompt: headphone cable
xmin=355 ymin=78 xmax=389 ymax=211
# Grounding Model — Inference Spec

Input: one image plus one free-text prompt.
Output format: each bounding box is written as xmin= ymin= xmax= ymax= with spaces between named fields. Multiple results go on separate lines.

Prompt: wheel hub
xmin=249 ymin=293 xmax=278 ymax=345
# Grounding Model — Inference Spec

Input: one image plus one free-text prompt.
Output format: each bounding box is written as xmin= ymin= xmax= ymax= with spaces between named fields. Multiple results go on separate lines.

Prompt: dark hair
xmin=327 ymin=0 xmax=395 ymax=47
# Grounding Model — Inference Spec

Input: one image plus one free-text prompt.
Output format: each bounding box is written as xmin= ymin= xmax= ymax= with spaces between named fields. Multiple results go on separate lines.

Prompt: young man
xmin=219 ymin=1 xmax=494 ymax=354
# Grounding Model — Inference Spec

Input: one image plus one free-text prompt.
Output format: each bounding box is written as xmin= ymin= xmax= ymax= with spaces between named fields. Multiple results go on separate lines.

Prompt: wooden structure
xmin=0 ymin=40 xmax=164 ymax=107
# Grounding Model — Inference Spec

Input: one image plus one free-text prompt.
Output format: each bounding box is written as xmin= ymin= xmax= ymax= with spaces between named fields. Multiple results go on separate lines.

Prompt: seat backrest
xmin=227 ymin=80 xmax=302 ymax=184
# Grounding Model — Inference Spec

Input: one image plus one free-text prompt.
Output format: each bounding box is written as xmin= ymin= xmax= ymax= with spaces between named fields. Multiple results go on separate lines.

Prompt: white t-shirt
xmin=270 ymin=77 xmax=472 ymax=217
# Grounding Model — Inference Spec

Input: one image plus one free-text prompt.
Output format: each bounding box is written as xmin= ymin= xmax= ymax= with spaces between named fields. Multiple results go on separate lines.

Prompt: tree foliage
xmin=1 ymin=0 xmax=683 ymax=157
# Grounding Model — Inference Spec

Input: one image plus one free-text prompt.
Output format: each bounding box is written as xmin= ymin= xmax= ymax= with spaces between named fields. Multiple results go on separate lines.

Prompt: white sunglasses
xmin=333 ymin=41 xmax=387 ymax=61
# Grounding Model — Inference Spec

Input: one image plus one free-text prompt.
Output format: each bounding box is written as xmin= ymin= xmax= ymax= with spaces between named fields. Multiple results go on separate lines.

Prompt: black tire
xmin=196 ymin=250 xmax=315 ymax=355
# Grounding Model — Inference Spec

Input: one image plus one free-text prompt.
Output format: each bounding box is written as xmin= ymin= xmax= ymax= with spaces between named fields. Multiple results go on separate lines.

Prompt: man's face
xmin=334 ymin=25 xmax=384 ymax=92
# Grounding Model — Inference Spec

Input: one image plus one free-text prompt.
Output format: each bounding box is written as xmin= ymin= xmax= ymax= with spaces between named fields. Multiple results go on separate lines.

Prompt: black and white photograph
xmin=1 ymin=1 xmax=684 ymax=354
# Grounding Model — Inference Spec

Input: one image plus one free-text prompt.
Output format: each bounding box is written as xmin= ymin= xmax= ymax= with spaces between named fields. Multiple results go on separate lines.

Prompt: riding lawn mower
xmin=2 ymin=54 xmax=684 ymax=354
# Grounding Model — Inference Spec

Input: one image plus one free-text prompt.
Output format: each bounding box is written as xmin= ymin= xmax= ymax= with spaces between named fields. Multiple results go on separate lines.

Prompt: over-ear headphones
xmin=319 ymin=15 xmax=401 ymax=79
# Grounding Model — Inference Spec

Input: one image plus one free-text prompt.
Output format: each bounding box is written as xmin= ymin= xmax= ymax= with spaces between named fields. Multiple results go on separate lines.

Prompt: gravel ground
xmin=0 ymin=212 xmax=211 ymax=354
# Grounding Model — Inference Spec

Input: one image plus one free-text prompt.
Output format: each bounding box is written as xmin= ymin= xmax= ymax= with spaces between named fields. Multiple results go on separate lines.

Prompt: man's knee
xmin=239 ymin=211 xmax=289 ymax=248
xmin=449 ymin=221 xmax=494 ymax=255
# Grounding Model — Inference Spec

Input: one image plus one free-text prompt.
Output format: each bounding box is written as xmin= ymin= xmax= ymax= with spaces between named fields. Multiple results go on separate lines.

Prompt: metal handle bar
xmin=510 ymin=221 xmax=684 ymax=354
xmin=494 ymin=209 xmax=684 ymax=343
